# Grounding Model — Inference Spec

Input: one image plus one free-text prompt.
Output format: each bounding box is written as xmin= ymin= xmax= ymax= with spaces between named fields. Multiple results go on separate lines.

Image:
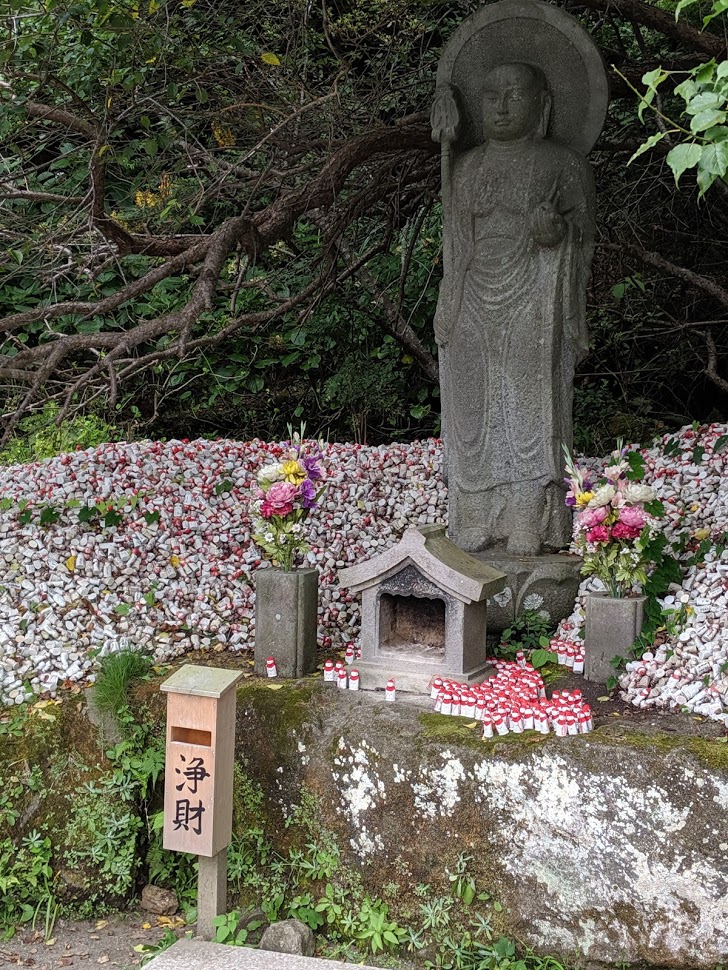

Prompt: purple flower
xmin=302 ymin=453 xmax=323 ymax=481
xmin=300 ymin=478 xmax=317 ymax=509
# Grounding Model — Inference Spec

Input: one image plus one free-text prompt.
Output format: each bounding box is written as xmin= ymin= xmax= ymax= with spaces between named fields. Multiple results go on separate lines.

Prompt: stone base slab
xmin=148 ymin=940 xmax=380 ymax=970
xmin=473 ymin=550 xmax=582 ymax=631
xmin=346 ymin=661 xmax=494 ymax=693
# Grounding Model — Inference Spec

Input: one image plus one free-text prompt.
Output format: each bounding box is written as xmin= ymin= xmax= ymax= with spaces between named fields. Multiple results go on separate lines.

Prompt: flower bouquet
xmin=252 ymin=442 xmax=324 ymax=571
xmin=563 ymin=440 xmax=663 ymax=597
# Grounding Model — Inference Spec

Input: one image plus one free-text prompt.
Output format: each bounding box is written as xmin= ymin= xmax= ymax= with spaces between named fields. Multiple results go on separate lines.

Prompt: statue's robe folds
xmin=437 ymin=138 xmax=595 ymax=552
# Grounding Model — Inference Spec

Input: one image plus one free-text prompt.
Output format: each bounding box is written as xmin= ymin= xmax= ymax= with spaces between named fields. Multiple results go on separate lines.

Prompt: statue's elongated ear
xmin=539 ymin=92 xmax=552 ymax=139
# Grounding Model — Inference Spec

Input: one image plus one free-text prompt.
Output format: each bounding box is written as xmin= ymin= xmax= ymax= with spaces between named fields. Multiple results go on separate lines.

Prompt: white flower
xmin=258 ymin=463 xmax=284 ymax=483
xmin=264 ymin=532 xmax=275 ymax=543
xmin=624 ymin=482 xmax=656 ymax=504
xmin=588 ymin=484 xmax=615 ymax=508
xmin=604 ymin=461 xmax=627 ymax=482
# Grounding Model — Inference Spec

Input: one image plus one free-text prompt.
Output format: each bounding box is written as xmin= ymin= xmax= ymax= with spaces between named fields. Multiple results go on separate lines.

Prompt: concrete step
xmin=148 ymin=939 xmax=378 ymax=970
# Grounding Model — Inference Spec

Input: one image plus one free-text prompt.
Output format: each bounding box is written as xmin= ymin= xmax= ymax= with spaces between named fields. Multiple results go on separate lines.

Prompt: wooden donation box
xmin=161 ymin=665 xmax=243 ymax=858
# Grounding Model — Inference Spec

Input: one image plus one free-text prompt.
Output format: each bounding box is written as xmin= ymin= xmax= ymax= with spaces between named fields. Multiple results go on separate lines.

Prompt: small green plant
xmin=498 ymin=609 xmax=555 ymax=666
xmin=0 ymin=831 xmax=57 ymax=941
xmin=92 ymin=649 xmax=152 ymax=718
xmin=447 ymin=853 xmax=476 ymax=906
xmin=212 ymin=910 xmax=262 ymax=945
xmin=0 ymin=402 xmax=120 ymax=466
xmin=354 ymin=896 xmax=407 ymax=955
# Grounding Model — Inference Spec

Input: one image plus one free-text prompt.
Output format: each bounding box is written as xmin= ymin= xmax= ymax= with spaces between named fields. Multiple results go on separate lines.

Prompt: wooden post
xmin=160 ymin=665 xmax=243 ymax=939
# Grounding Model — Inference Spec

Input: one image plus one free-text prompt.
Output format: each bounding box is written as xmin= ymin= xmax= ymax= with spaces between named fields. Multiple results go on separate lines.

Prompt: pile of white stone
xmin=0 ymin=437 xmax=444 ymax=704
xmin=0 ymin=424 xmax=726 ymax=725
xmin=553 ymin=423 xmax=728 ymax=724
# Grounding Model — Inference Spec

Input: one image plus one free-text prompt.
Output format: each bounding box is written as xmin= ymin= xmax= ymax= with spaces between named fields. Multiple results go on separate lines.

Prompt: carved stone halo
xmin=436 ymin=0 xmax=609 ymax=155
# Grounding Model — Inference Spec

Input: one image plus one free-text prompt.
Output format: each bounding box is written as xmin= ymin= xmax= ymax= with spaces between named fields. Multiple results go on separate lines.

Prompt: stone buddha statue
xmin=433 ymin=53 xmax=599 ymax=557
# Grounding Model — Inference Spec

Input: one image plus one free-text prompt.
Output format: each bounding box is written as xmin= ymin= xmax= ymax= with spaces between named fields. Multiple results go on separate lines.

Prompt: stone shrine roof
xmin=338 ymin=525 xmax=506 ymax=604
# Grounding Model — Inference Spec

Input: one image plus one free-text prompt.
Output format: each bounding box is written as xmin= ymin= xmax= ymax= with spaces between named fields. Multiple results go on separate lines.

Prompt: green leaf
xmin=628 ymin=131 xmax=666 ymax=165
xmin=530 ymin=649 xmax=553 ymax=668
xmin=714 ymin=434 xmax=728 ymax=454
xmin=114 ymin=603 xmax=131 ymax=615
xmin=214 ymin=479 xmax=234 ymax=495
xmin=39 ymin=505 xmax=60 ymax=525
xmin=666 ymin=142 xmax=704 ymax=184
xmin=684 ymin=91 xmax=723 ymax=115
xmin=674 ymin=0 xmax=700 ymax=18
xmin=626 ymin=450 xmax=646 ymax=480
xmin=690 ymin=109 xmax=726 ymax=133
xmin=674 ymin=78 xmax=698 ymax=102
xmin=693 ymin=445 xmax=705 ymax=463
xmin=700 ymin=141 xmax=728 ymax=176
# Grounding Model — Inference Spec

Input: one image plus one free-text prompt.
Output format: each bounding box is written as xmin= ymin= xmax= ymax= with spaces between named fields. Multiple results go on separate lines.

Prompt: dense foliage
xmin=0 ymin=0 xmax=726 ymax=447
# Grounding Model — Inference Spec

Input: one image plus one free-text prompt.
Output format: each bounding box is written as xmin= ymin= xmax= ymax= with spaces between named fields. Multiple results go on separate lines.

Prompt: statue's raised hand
xmin=531 ymin=180 xmax=567 ymax=248
xmin=430 ymin=84 xmax=461 ymax=144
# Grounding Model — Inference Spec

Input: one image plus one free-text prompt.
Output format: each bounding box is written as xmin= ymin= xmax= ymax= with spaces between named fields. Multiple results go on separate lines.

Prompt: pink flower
xmin=578 ymin=505 xmax=608 ymax=529
xmin=612 ymin=521 xmax=642 ymax=541
xmin=586 ymin=525 xmax=610 ymax=544
xmin=619 ymin=505 xmax=647 ymax=529
xmin=263 ymin=481 xmax=297 ymax=517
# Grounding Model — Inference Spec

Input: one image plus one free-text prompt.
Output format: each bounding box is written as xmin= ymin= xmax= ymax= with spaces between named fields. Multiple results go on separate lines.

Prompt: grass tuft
xmin=93 ymin=648 xmax=152 ymax=716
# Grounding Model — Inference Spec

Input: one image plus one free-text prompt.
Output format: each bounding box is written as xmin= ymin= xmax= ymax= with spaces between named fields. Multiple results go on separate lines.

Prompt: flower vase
xmin=584 ymin=591 xmax=646 ymax=683
xmin=254 ymin=567 xmax=318 ymax=678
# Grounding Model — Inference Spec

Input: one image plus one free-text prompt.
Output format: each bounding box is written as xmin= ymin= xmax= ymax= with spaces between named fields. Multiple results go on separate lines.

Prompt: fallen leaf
xmin=261 ymin=52 xmax=281 ymax=66
xmin=66 ymin=555 xmax=76 ymax=572
xmin=597 ymin=696 xmax=610 ymax=702
xmin=141 ymin=922 xmax=152 ymax=930
xmin=44 ymin=939 xmax=56 ymax=947
xmin=157 ymin=916 xmax=185 ymax=928
xmin=266 ymin=683 xmax=284 ymax=690
xmin=97 ymin=956 xmax=110 ymax=964
xmin=95 ymin=921 xmax=108 ymax=930
xmin=465 ymin=721 xmax=478 ymax=729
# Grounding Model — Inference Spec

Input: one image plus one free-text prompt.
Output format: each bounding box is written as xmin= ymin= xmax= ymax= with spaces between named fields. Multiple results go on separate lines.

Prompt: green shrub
xmin=0 ymin=403 xmax=121 ymax=466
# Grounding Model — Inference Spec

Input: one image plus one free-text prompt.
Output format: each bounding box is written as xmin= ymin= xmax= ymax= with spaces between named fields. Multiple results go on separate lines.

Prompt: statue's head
xmin=481 ymin=62 xmax=551 ymax=143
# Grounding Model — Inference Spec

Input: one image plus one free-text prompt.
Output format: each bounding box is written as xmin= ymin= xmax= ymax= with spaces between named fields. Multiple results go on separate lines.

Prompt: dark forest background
xmin=1 ymin=0 xmax=727 ymax=454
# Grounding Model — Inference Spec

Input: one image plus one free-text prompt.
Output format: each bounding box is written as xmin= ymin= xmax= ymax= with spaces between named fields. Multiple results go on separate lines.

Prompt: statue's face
xmin=481 ymin=64 xmax=545 ymax=142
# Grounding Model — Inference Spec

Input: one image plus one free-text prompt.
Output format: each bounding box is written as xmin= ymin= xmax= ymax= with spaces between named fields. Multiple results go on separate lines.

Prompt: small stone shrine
xmin=338 ymin=526 xmax=506 ymax=691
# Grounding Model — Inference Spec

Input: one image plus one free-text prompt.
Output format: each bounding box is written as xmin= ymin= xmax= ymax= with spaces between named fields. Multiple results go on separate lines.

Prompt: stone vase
xmin=254 ymin=568 xmax=318 ymax=678
xmin=585 ymin=591 xmax=646 ymax=683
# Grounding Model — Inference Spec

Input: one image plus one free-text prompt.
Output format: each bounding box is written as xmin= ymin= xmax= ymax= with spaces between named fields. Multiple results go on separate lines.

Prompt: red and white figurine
xmin=266 ymin=656 xmax=277 ymax=678
xmin=385 ymin=678 xmax=396 ymax=702
xmin=349 ymin=669 xmax=360 ymax=691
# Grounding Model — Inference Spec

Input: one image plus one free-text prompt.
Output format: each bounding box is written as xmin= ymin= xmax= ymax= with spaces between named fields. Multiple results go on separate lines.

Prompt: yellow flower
xmin=212 ymin=121 xmax=236 ymax=148
xmin=281 ymin=460 xmax=306 ymax=485
xmin=575 ymin=491 xmax=594 ymax=507
xmin=134 ymin=189 xmax=159 ymax=209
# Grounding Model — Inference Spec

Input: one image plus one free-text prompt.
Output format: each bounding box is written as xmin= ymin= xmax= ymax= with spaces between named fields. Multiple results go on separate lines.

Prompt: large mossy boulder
xmin=234 ymin=680 xmax=728 ymax=969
